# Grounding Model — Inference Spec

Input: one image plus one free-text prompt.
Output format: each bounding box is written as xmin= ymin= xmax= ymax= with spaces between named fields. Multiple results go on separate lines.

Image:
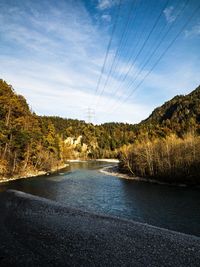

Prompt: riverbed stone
xmin=0 ymin=190 xmax=200 ymax=266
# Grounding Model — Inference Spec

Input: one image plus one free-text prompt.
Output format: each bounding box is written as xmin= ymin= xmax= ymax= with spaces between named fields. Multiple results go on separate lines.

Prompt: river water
xmin=0 ymin=161 xmax=200 ymax=236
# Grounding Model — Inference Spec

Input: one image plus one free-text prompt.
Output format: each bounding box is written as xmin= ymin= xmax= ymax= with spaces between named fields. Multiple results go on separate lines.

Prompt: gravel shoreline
xmin=100 ymin=165 xmax=189 ymax=187
xmin=0 ymin=163 xmax=69 ymax=184
xmin=0 ymin=190 xmax=200 ymax=266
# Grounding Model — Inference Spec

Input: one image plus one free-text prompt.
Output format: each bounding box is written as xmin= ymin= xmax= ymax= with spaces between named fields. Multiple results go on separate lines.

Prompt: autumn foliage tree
xmin=119 ymin=133 xmax=200 ymax=185
xmin=0 ymin=80 xmax=64 ymax=178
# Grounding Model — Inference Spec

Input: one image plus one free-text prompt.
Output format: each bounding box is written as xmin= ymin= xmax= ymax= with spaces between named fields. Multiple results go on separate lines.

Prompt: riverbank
xmin=67 ymin=159 xmax=119 ymax=163
xmin=100 ymin=165 xmax=189 ymax=187
xmin=0 ymin=190 xmax=199 ymax=266
xmin=0 ymin=159 xmax=118 ymax=184
xmin=0 ymin=163 xmax=69 ymax=184
xmin=95 ymin=159 xmax=119 ymax=163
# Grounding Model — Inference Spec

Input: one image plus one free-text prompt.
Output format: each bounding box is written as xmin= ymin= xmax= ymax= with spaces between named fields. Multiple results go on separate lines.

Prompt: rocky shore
xmin=101 ymin=165 xmax=188 ymax=187
xmin=0 ymin=190 xmax=200 ymax=266
xmin=0 ymin=163 xmax=69 ymax=184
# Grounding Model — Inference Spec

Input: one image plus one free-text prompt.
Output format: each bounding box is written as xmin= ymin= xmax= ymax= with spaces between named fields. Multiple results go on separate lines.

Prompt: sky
xmin=0 ymin=0 xmax=200 ymax=124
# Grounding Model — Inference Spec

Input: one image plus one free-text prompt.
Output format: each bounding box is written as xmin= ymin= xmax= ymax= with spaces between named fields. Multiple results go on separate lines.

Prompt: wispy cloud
xmin=185 ymin=23 xmax=200 ymax=38
xmin=0 ymin=0 xmax=139 ymax=122
xmin=163 ymin=6 xmax=176 ymax=23
xmin=101 ymin=14 xmax=112 ymax=22
xmin=97 ymin=0 xmax=118 ymax=11
xmin=0 ymin=0 xmax=199 ymax=124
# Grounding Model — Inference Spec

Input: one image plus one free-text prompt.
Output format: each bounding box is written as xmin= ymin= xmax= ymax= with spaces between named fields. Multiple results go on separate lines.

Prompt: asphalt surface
xmin=0 ymin=190 xmax=200 ymax=267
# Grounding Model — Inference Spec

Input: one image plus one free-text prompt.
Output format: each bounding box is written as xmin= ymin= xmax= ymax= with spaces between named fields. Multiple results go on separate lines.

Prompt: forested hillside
xmin=0 ymin=80 xmax=67 ymax=179
xmin=119 ymin=85 xmax=200 ymax=185
xmin=141 ymin=86 xmax=200 ymax=135
xmin=0 ymin=80 xmax=136 ymax=180
xmin=43 ymin=116 xmax=137 ymax=158
xmin=1 ymin=79 xmax=200 ymax=184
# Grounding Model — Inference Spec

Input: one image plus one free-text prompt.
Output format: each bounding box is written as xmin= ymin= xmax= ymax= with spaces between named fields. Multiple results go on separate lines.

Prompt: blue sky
xmin=0 ymin=0 xmax=199 ymax=124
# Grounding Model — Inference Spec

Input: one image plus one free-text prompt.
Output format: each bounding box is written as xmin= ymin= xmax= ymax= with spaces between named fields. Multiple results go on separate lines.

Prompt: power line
xmin=94 ymin=0 xmax=138 ymax=106
xmin=108 ymin=0 xmax=189 ymax=111
xmin=90 ymin=0 xmax=122 ymax=107
xmin=110 ymin=2 xmax=200 ymax=114
xmin=97 ymin=0 xmax=155 ymax=109
xmin=125 ymin=0 xmax=189 ymax=91
xmin=106 ymin=0 xmax=153 ymax=82
xmin=99 ymin=0 xmax=170 ymax=111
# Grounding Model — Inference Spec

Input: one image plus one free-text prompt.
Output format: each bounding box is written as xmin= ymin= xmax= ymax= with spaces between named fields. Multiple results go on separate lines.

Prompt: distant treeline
xmin=0 ymin=80 xmax=66 ymax=178
xmin=0 ymin=79 xmax=136 ymax=179
xmin=42 ymin=116 xmax=137 ymax=158
xmin=1 ymin=79 xmax=200 ymax=184
xmin=119 ymin=133 xmax=200 ymax=185
xmin=119 ymin=85 xmax=200 ymax=185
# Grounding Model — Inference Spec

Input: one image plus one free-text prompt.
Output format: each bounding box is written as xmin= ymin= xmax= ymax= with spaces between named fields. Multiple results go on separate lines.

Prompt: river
xmin=0 ymin=161 xmax=200 ymax=236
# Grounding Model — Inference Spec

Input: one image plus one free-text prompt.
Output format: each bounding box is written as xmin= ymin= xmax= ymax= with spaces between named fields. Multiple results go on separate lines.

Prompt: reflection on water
xmin=1 ymin=161 xmax=200 ymax=236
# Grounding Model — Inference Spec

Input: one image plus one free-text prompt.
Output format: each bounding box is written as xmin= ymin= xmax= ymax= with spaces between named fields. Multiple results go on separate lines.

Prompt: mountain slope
xmin=1 ymin=78 xmax=200 ymax=183
xmin=141 ymin=86 xmax=200 ymax=134
xmin=0 ymin=79 xmax=65 ymax=179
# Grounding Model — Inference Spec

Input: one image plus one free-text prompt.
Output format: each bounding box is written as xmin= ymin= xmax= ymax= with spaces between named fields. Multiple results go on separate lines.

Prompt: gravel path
xmin=0 ymin=190 xmax=200 ymax=266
